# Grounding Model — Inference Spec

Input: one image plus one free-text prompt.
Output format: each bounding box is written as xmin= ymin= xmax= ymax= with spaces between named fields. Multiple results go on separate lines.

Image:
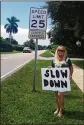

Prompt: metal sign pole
xmin=32 ymin=38 xmax=38 ymax=92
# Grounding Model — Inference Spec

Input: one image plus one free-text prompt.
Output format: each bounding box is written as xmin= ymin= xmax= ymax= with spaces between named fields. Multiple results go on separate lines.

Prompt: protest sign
xmin=41 ymin=68 xmax=71 ymax=92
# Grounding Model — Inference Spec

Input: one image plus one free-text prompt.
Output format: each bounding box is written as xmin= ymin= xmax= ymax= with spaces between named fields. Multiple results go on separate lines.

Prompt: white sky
xmin=1 ymin=25 xmax=50 ymax=46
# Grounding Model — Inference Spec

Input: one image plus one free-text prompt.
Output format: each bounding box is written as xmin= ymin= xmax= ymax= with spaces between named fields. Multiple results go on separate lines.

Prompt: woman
xmin=51 ymin=45 xmax=73 ymax=117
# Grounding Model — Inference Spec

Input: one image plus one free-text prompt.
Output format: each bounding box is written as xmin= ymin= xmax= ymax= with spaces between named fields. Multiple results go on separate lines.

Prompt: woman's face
xmin=57 ymin=46 xmax=65 ymax=61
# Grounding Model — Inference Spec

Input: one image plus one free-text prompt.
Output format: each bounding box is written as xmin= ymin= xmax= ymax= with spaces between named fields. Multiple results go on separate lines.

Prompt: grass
xmin=40 ymin=50 xmax=54 ymax=57
xmin=72 ymin=60 xmax=84 ymax=69
xmin=1 ymin=60 xmax=84 ymax=125
xmin=1 ymin=50 xmax=22 ymax=54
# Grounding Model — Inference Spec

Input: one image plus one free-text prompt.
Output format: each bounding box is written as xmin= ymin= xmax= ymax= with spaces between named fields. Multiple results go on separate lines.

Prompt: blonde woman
xmin=51 ymin=45 xmax=73 ymax=117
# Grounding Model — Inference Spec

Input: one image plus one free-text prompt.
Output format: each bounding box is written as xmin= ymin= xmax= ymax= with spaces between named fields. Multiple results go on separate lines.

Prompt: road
xmin=1 ymin=50 xmax=45 ymax=81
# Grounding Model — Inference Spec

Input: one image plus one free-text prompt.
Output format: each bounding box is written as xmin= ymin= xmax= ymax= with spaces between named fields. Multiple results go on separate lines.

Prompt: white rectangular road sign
xmin=29 ymin=7 xmax=47 ymax=30
xmin=29 ymin=7 xmax=47 ymax=39
xmin=29 ymin=30 xmax=46 ymax=39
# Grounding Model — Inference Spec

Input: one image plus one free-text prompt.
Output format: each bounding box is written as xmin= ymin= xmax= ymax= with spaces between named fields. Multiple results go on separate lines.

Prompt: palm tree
xmin=4 ymin=16 xmax=20 ymax=43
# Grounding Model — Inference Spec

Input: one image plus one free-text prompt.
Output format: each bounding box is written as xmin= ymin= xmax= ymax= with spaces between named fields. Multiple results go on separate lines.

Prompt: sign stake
xmin=32 ymin=38 xmax=38 ymax=92
xmin=28 ymin=7 xmax=47 ymax=92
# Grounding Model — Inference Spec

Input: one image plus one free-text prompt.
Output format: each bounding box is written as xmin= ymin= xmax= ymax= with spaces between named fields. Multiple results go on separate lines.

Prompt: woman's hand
xmin=70 ymin=75 xmax=72 ymax=80
xmin=69 ymin=65 xmax=73 ymax=80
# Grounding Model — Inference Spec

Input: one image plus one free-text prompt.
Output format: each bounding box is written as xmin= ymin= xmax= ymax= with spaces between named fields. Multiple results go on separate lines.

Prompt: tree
xmin=0 ymin=37 xmax=14 ymax=52
xmin=46 ymin=1 xmax=84 ymax=56
xmin=4 ymin=16 xmax=20 ymax=43
xmin=24 ymin=39 xmax=35 ymax=50
xmin=38 ymin=45 xmax=45 ymax=50
xmin=5 ymin=38 xmax=18 ymax=45
xmin=46 ymin=1 xmax=84 ymax=41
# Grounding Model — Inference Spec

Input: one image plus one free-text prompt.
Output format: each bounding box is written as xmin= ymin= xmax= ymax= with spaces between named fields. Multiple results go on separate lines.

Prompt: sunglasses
xmin=57 ymin=49 xmax=65 ymax=52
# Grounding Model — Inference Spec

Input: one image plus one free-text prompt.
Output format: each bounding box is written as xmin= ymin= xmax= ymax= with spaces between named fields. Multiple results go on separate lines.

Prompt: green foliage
xmin=0 ymin=37 xmax=23 ymax=52
xmin=40 ymin=50 xmax=54 ymax=57
xmin=1 ymin=51 xmax=22 ymax=54
xmin=24 ymin=39 xmax=35 ymax=50
xmin=4 ymin=16 xmax=20 ymax=44
xmin=4 ymin=16 xmax=19 ymax=34
xmin=46 ymin=1 xmax=84 ymax=57
xmin=72 ymin=60 xmax=84 ymax=69
xmin=24 ymin=39 xmax=47 ymax=50
xmin=0 ymin=37 xmax=13 ymax=52
xmin=5 ymin=38 xmax=18 ymax=45
xmin=14 ymin=45 xmax=24 ymax=51
xmin=50 ymin=44 xmax=59 ymax=54
xmin=47 ymin=45 xmax=52 ymax=49
xmin=38 ymin=45 xmax=45 ymax=50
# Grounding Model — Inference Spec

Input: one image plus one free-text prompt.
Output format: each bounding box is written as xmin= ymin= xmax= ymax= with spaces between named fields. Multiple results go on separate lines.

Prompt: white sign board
xmin=29 ymin=30 xmax=46 ymax=39
xmin=29 ymin=7 xmax=47 ymax=39
xmin=41 ymin=68 xmax=71 ymax=92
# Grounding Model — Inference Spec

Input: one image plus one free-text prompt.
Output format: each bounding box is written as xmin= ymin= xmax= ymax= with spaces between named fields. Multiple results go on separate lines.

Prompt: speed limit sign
xmin=29 ymin=7 xmax=47 ymax=39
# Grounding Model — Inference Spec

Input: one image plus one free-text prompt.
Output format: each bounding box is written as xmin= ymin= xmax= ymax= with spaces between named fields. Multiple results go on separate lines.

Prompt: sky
xmin=1 ymin=1 xmax=52 ymax=46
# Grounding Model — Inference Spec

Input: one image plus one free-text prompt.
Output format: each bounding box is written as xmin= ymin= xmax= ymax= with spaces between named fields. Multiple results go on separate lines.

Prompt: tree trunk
xmin=9 ymin=33 xmax=12 ymax=43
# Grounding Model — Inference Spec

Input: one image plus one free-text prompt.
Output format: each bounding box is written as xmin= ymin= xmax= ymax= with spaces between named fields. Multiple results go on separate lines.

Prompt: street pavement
xmin=1 ymin=50 xmax=46 ymax=81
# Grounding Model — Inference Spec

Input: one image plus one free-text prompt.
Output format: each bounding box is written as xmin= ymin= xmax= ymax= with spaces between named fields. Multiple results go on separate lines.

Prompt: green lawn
xmin=1 ymin=60 xmax=84 ymax=125
xmin=40 ymin=50 xmax=54 ymax=57
xmin=72 ymin=60 xmax=84 ymax=69
xmin=1 ymin=50 xmax=22 ymax=54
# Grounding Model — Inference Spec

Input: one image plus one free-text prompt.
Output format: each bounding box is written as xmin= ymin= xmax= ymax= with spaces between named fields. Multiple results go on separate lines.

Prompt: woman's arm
xmin=48 ymin=60 xmax=55 ymax=68
xmin=69 ymin=65 xmax=73 ymax=79
xmin=66 ymin=57 xmax=73 ymax=79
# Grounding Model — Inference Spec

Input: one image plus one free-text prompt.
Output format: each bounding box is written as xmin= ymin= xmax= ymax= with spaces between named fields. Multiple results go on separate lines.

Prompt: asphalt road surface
xmin=1 ymin=50 xmax=46 ymax=81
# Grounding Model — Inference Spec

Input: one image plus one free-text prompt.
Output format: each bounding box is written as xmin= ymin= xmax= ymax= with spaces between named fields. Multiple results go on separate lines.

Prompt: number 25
xmin=31 ymin=20 xmax=45 ymax=28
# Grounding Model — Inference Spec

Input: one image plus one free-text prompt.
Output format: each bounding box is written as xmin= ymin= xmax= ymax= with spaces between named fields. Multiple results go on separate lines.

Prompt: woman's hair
xmin=55 ymin=45 xmax=67 ymax=61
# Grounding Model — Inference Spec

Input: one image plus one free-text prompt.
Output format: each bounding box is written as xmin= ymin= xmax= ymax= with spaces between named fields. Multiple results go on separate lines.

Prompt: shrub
xmin=14 ymin=45 xmax=24 ymax=51
xmin=0 ymin=38 xmax=14 ymax=52
xmin=50 ymin=44 xmax=59 ymax=54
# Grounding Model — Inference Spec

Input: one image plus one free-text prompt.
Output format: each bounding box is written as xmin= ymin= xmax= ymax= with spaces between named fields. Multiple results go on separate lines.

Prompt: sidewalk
xmin=38 ymin=56 xmax=84 ymax=93
xmin=72 ymin=64 xmax=84 ymax=93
